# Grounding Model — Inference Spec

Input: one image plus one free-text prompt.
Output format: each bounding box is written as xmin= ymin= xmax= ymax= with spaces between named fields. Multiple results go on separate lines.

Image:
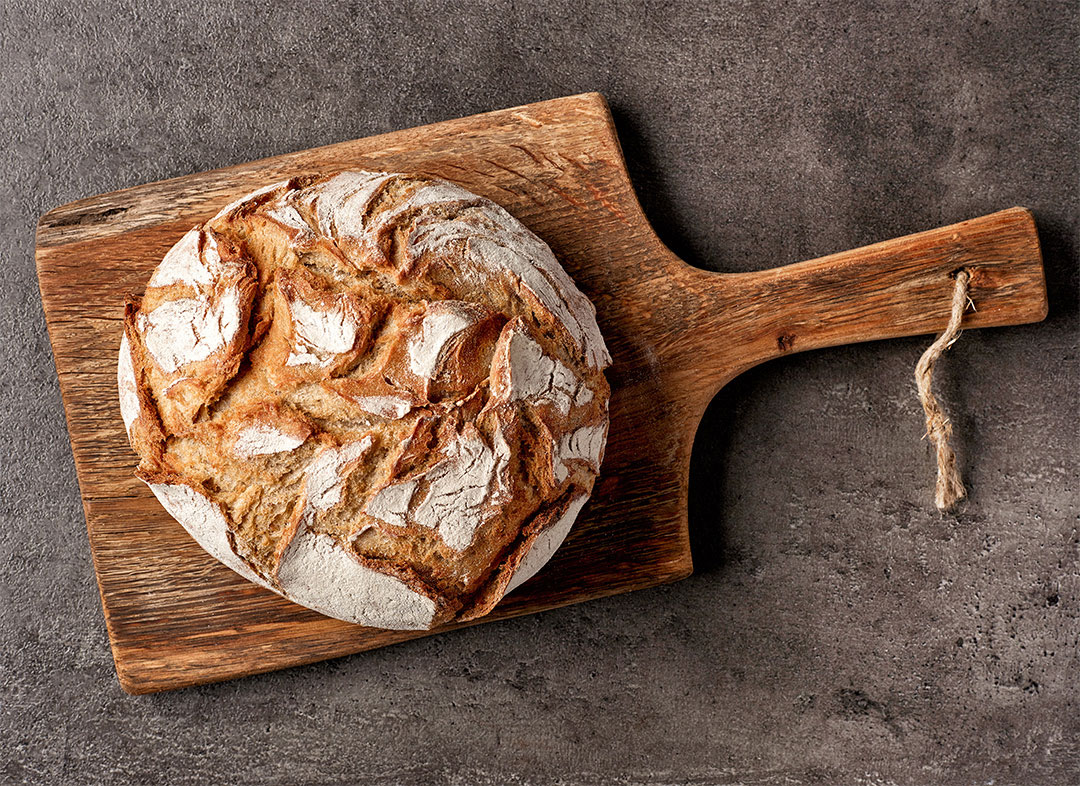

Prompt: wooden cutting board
xmin=36 ymin=92 xmax=1048 ymax=694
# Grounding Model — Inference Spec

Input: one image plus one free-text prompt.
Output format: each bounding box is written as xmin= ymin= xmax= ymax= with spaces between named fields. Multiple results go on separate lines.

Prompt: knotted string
xmin=915 ymin=270 xmax=973 ymax=511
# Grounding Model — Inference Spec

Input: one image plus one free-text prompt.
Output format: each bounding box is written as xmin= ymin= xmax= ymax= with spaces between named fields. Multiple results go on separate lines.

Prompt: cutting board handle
xmin=675 ymin=207 xmax=1048 ymax=396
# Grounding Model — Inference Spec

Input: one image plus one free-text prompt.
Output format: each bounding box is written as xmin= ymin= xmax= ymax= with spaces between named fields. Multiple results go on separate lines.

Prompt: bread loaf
xmin=119 ymin=171 xmax=611 ymax=630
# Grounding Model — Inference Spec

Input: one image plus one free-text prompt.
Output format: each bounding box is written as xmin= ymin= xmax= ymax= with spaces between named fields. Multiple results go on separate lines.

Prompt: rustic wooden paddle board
xmin=36 ymin=92 xmax=1048 ymax=694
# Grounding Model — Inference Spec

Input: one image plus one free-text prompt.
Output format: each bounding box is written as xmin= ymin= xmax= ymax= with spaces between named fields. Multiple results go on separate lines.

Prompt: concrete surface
xmin=2 ymin=1 xmax=1077 ymax=784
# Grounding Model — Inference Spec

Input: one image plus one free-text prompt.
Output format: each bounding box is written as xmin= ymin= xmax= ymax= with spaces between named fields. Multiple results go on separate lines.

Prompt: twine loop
xmin=915 ymin=269 xmax=973 ymax=511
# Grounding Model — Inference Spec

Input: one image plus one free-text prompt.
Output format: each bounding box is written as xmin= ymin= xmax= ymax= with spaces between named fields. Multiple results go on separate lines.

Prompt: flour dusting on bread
xmin=305 ymin=438 xmax=374 ymax=514
xmin=285 ymin=295 xmax=360 ymax=367
xmin=148 ymin=229 xmax=215 ymax=288
xmin=350 ymin=395 xmax=414 ymax=420
xmin=408 ymin=308 xmax=474 ymax=379
xmin=233 ymin=425 xmax=308 ymax=458
xmin=277 ymin=527 xmax=437 ymax=629
xmin=506 ymin=493 xmax=589 ymax=594
xmin=149 ymin=482 xmax=270 ymax=588
xmin=141 ymin=289 xmax=244 ymax=374
xmin=117 ymin=334 xmax=141 ymax=435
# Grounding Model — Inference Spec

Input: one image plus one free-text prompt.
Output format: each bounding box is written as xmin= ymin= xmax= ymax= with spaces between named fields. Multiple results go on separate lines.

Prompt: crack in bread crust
xmin=121 ymin=171 xmax=611 ymax=630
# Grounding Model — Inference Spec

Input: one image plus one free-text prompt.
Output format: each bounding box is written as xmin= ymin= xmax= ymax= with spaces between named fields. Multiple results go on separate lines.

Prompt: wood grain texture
xmin=35 ymin=92 xmax=1048 ymax=694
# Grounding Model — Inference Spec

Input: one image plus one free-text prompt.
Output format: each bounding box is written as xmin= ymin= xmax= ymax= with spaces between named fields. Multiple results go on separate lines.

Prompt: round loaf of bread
xmin=118 ymin=171 xmax=611 ymax=630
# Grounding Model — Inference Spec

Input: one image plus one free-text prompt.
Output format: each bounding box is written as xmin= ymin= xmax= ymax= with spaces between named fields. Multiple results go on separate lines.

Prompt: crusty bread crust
xmin=120 ymin=171 xmax=610 ymax=630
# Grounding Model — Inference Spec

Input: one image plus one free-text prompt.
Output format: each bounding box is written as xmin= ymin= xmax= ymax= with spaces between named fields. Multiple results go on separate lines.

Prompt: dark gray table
xmin=3 ymin=2 xmax=1077 ymax=784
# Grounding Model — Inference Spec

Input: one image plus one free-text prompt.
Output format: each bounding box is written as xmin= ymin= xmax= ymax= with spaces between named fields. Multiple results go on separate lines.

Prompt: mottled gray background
xmin=2 ymin=1 xmax=1077 ymax=784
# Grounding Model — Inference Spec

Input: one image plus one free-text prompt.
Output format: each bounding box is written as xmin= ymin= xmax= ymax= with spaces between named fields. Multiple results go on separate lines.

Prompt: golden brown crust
xmin=457 ymin=487 xmax=588 ymax=622
xmin=122 ymin=170 xmax=610 ymax=630
xmin=133 ymin=231 xmax=257 ymax=436
xmin=121 ymin=300 xmax=168 ymax=471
